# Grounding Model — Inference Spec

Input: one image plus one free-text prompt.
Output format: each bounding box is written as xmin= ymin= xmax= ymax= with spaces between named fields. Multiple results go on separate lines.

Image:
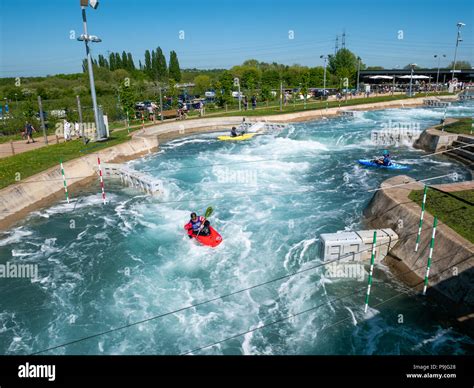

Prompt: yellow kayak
xmin=217 ymin=133 xmax=257 ymax=141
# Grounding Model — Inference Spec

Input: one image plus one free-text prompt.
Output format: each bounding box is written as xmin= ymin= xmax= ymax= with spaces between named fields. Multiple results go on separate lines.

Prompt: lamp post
xmin=451 ymin=22 xmax=465 ymax=81
xmin=320 ymin=55 xmax=330 ymax=101
xmin=77 ymin=0 xmax=106 ymax=140
xmin=408 ymin=63 xmax=417 ymax=97
xmin=234 ymin=77 xmax=241 ymax=111
xmin=356 ymin=56 xmax=361 ymax=93
xmin=434 ymin=54 xmax=446 ymax=91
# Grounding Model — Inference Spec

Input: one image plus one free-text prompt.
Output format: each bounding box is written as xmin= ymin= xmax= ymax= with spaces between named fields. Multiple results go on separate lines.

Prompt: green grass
xmin=409 ymin=189 xmax=474 ymax=243
xmin=442 ymin=117 xmax=473 ymax=135
xmin=208 ymin=92 xmax=453 ymax=117
xmin=0 ymin=92 xmax=456 ymax=190
xmin=0 ymin=129 xmax=137 ymax=190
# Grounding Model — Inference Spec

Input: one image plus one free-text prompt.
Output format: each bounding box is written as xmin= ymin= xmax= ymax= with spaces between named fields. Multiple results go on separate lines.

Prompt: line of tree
xmin=82 ymin=48 xmax=181 ymax=83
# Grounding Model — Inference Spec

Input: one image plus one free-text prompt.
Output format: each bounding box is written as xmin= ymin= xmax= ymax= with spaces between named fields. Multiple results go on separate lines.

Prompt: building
xmin=359 ymin=68 xmax=474 ymax=85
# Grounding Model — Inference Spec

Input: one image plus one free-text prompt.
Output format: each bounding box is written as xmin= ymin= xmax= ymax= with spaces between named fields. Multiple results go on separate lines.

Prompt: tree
xmin=241 ymin=67 xmax=261 ymax=92
xmin=112 ymin=69 xmax=130 ymax=85
xmin=127 ymin=53 xmax=135 ymax=71
xmin=216 ymin=70 xmax=234 ymax=107
xmin=403 ymin=64 xmax=421 ymax=70
xmin=121 ymin=51 xmax=129 ymax=71
xmin=109 ymin=53 xmax=116 ymax=71
xmin=169 ymin=50 xmax=181 ymax=82
xmin=328 ymin=49 xmax=359 ymax=86
xmin=119 ymin=83 xmax=136 ymax=119
xmin=115 ymin=53 xmax=122 ymax=70
xmin=260 ymin=84 xmax=272 ymax=106
xmin=156 ymin=47 xmax=167 ymax=81
xmin=447 ymin=60 xmax=471 ymax=69
xmin=300 ymin=70 xmax=310 ymax=95
xmin=219 ymin=70 xmax=234 ymax=92
xmin=308 ymin=67 xmax=324 ymax=87
xmin=98 ymin=54 xmax=108 ymax=68
xmin=166 ymin=78 xmax=179 ymax=107
xmin=242 ymin=59 xmax=259 ymax=68
xmin=193 ymin=75 xmax=211 ymax=96
xmin=144 ymin=50 xmax=152 ymax=77
xmin=261 ymin=69 xmax=280 ymax=89
xmin=151 ymin=49 xmax=158 ymax=79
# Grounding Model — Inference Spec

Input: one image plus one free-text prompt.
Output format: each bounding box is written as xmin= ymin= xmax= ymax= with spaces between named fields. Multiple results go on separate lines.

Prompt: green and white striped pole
xmin=364 ymin=231 xmax=377 ymax=313
xmin=126 ymin=110 xmax=130 ymax=134
xmin=60 ymin=159 xmax=69 ymax=204
xmin=415 ymin=185 xmax=428 ymax=252
xmin=423 ymin=217 xmax=438 ymax=295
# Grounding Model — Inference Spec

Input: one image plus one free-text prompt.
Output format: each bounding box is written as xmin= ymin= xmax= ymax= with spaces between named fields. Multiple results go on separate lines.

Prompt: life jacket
xmin=189 ymin=216 xmax=204 ymax=231
xmin=383 ymin=156 xmax=391 ymax=166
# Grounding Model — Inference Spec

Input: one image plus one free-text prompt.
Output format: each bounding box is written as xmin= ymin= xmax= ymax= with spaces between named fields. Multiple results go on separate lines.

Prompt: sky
xmin=0 ymin=0 xmax=473 ymax=77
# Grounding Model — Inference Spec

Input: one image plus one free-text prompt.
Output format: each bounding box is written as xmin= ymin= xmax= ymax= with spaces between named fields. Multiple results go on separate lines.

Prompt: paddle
xmin=195 ymin=206 xmax=213 ymax=238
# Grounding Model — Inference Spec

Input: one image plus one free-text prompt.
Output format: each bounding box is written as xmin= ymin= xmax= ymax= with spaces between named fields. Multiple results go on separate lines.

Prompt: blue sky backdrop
xmin=0 ymin=0 xmax=473 ymax=77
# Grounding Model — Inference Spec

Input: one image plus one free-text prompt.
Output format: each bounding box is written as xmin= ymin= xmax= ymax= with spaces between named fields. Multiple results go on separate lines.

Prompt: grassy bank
xmin=442 ymin=117 xmax=473 ymax=135
xmin=0 ymin=129 xmax=137 ymax=189
xmin=209 ymin=92 xmax=453 ymax=117
xmin=409 ymin=188 xmax=474 ymax=243
xmin=0 ymin=92 xmax=455 ymax=191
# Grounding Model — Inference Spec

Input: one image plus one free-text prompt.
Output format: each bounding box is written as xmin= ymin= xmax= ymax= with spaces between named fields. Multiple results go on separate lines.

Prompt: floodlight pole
xmin=81 ymin=4 xmax=102 ymax=140
xmin=451 ymin=22 xmax=465 ymax=81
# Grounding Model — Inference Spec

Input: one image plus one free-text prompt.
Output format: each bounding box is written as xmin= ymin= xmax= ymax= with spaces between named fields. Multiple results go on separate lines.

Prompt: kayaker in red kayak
xmin=184 ymin=212 xmax=211 ymax=237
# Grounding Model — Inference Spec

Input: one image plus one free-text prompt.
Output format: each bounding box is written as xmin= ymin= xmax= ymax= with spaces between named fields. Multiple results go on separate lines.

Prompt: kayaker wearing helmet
xmin=230 ymin=126 xmax=245 ymax=137
xmin=184 ymin=212 xmax=211 ymax=237
xmin=375 ymin=150 xmax=392 ymax=166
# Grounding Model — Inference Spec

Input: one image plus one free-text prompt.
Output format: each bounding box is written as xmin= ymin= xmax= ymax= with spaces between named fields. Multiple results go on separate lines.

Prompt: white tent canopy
xmin=368 ymin=75 xmax=393 ymax=79
xmin=397 ymin=75 xmax=431 ymax=79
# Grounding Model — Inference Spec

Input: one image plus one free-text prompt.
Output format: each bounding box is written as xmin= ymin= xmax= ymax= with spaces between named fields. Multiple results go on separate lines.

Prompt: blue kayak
xmin=358 ymin=159 xmax=409 ymax=170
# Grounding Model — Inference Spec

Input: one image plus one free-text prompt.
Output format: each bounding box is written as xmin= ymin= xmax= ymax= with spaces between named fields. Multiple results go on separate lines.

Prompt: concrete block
xmin=320 ymin=229 xmax=399 ymax=263
xmin=319 ymin=231 xmax=364 ymax=262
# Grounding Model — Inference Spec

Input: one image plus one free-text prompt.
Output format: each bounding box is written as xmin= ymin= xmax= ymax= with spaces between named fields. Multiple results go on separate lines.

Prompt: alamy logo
xmin=18 ymin=363 xmax=56 ymax=381
xmin=325 ymin=263 xmax=365 ymax=282
xmin=0 ymin=262 xmax=38 ymax=280
xmin=215 ymin=167 xmax=258 ymax=186
xmin=371 ymin=120 xmax=422 ymax=145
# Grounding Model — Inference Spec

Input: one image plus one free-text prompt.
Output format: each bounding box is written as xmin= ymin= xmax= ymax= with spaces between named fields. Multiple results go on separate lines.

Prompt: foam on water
xmin=0 ymin=102 xmax=473 ymax=355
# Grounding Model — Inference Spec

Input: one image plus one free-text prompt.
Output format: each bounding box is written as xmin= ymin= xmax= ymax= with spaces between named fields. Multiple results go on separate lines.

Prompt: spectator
xmin=251 ymin=96 xmax=257 ymax=110
xmin=24 ymin=122 xmax=36 ymax=144
xmin=147 ymin=104 xmax=154 ymax=121
xmin=74 ymin=121 xmax=80 ymax=137
xmin=64 ymin=120 xmax=72 ymax=141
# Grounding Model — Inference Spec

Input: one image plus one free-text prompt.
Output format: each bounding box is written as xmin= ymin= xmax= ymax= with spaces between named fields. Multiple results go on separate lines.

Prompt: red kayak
xmin=187 ymin=226 xmax=223 ymax=247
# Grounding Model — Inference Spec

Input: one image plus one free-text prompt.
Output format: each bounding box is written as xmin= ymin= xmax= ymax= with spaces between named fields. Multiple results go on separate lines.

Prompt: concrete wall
xmin=415 ymin=127 xmax=460 ymax=152
xmin=363 ymin=176 xmax=474 ymax=317
xmin=0 ymin=96 xmax=436 ymax=231
xmin=0 ymin=134 xmax=159 ymax=230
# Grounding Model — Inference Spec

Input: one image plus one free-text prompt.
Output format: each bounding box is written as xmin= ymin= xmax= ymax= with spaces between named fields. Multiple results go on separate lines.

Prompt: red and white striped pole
xmin=97 ymin=157 xmax=106 ymax=204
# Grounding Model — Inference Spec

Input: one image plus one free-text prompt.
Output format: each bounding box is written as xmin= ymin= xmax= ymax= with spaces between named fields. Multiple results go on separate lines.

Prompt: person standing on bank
xmin=24 ymin=122 xmax=36 ymax=144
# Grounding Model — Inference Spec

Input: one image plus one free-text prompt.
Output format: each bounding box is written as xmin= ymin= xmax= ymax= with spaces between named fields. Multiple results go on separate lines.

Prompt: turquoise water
xmin=1 ymin=102 xmax=473 ymax=355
